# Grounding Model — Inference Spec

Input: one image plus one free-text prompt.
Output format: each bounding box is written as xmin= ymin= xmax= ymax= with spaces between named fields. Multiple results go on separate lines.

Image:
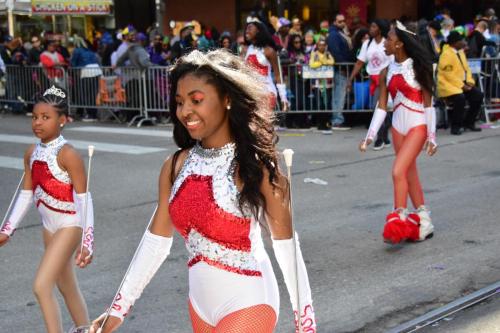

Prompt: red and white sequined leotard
xmin=30 ymin=135 xmax=81 ymax=233
xmin=387 ymin=58 xmax=426 ymax=135
xmin=245 ymin=45 xmax=277 ymax=96
xmin=169 ymin=142 xmax=279 ymax=326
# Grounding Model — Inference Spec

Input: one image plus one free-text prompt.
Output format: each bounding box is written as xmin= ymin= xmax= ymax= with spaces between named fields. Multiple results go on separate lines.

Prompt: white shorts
xmin=392 ymin=106 xmax=426 ymax=135
xmin=188 ymin=248 xmax=280 ymax=326
xmin=38 ymin=203 xmax=82 ymax=234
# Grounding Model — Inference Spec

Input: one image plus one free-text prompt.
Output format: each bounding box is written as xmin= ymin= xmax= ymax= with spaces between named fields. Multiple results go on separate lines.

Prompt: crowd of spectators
xmin=0 ymin=7 xmax=498 ymax=127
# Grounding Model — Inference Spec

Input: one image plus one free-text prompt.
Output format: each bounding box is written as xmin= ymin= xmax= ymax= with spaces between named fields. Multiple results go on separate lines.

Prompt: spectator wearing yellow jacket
xmin=309 ymin=38 xmax=335 ymax=131
xmin=437 ymin=31 xmax=483 ymax=135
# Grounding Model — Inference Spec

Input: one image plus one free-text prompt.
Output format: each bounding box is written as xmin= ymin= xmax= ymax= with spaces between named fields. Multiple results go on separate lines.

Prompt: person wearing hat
xmin=437 ymin=30 xmax=483 ymax=135
xmin=272 ymin=17 xmax=291 ymax=51
xmin=347 ymin=19 xmax=393 ymax=149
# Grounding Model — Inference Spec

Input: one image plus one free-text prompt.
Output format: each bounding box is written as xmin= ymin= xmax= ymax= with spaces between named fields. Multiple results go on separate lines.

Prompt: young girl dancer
xmin=90 ymin=49 xmax=316 ymax=332
xmin=0 ymin=85 xmax=95 ymax=332
xmin=360 ymin=22 xmax=437 ymax=244
xmin=242 ymin=18 xmax=289 ymax=111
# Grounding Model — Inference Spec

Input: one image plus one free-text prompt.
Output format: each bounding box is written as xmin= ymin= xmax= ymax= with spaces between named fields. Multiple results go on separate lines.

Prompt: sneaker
xmin=372 ymin=141 xmax=385 ymax=151
xmin=331 ymin=123 xmax=351 ymax=131
xmin=82 ymin=116 xmax=97 ymax=123
xmin=416 ymin=205 xmax=434 ymax=241
xmin=383 ymin=209 xmax=411 ymax=244
xmin=321 ymin=129 xmax=333 ymax=135
xmin=405 ymin=212 xmax=421 ymax=241
xmin=384 ymin=140 xmax=391 ymax=148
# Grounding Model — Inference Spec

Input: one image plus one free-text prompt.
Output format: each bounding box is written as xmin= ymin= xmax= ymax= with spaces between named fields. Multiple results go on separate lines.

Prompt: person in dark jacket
xmin=71 ymin=36 xmax=102 ymax=121
xmin=327 ymin=13 xmax=353 ymax=130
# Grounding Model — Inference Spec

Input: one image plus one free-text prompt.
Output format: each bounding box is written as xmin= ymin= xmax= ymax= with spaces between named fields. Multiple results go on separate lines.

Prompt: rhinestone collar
xmin=192 ymin=141 xmax=236 ymax=158
xmin=40 ymin=135 xmax=65 ymax=149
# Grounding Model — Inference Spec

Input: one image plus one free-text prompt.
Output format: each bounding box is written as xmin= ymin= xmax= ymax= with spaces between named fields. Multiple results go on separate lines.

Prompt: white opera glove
xmin=365 ymin=107 xmax=387 ymax=142
xmin=276 ymin=83 xmax=289 ymax=104
xmin=273 ymin=233 xmax=317 ymax=332
xmin=0 ymin=190 xmax=32 ymax=237
xmin=75 ymin=192 xmax=95 ymax=257
xmin=425 ymin=107 xmax=437 ymax=146
xmin=109 ymin=230 xmax=172 ymax=321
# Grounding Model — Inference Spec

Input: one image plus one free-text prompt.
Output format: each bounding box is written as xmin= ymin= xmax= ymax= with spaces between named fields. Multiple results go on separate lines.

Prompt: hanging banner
xmin=339 ymin=0 xmax=367 ymax=26
xmin=31 ymin=0 xmax=112 ymax=15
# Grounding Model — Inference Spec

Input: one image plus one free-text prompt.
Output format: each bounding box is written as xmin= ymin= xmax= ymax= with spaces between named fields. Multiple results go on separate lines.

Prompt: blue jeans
xmin=331 ymin=72 xmax=347 ymax=125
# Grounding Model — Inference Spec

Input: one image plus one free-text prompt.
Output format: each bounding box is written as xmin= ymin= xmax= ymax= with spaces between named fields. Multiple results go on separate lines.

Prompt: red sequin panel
xmin=31 ymin=160 xmax=74 ymax=202
xmin=388 ymin=74 xmax=423 ymax=103
xmin=169 ymin=175 xmax=252 ymax=251
xmin=246 ymin=54 xmax=269 ymax=76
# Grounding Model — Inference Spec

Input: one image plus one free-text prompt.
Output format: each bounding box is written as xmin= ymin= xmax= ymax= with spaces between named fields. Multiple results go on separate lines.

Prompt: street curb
xmin=387 ymin=281 xmax=500 ymax=333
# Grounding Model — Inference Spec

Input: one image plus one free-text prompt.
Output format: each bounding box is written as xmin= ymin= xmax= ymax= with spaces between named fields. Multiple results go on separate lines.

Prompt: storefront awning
xmin=31 ymin=0 xmax=113 ymax=15
xmin=0 ymin=0 xmax=32 ymax=15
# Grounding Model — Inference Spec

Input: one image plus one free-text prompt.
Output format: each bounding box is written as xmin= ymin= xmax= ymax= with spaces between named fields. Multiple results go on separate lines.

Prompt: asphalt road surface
xmin=1 ymin=114 xmax=499 ymax=333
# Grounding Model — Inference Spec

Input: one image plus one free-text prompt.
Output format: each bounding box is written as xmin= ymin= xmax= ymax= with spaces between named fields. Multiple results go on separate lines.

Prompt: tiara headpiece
xmin=43 ymin=85 xmax=66 ymax=99
xmin=396 ymin=20 xmax=416 ymax=36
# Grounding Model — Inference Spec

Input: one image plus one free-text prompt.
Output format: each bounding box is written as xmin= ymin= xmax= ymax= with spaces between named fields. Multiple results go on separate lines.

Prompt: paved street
xmin=1 ymin=114 xmax=499 ymax=333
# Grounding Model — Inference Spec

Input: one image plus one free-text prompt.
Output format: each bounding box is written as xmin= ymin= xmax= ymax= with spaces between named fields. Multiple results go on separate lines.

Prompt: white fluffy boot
xmin=416 ymin=205 xmax=434 ymax=241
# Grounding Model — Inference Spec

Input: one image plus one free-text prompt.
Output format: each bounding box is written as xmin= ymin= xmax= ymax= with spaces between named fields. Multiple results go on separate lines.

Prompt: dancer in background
xmin=90 ymin=49 xmax=315 ymax=333
xmin=242 ymin=17 xmax=289 ymax=111
xmin=0 ymin=85 xmax=94 ymax=333
xmin=360 ymin=22 xmax=437 ymax=244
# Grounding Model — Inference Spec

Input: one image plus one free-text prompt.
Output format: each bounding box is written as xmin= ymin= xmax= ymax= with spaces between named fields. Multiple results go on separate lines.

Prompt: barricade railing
xmin=0 ymin=58 xmax=498 ymax=125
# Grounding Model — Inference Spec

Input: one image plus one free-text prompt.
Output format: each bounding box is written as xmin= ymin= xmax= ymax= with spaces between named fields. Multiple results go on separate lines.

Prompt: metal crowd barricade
xmin=468 ymin=57 xmax=500 ymax=123
xmin=143 ymin=66 xmax=171 ymax=123
xmin=0 ymin=65 xmax=65 ymax=109
xmin=280 ymin=62 xmax=376 ymax=115
xmin=67 ymin=66 xmax=148 ymax=125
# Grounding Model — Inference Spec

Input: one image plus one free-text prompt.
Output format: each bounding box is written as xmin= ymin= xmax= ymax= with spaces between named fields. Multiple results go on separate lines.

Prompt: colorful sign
xmin=339 ymin=0 xmax=367 ymax=26
xmin=31 ymin=0 xmax=112 ymax=15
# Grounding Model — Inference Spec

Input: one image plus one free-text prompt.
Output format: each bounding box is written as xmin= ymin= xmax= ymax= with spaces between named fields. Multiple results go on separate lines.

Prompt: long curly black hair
xmin=244 ymin=21 xmax=278 ymax=50
xmin=395 ymin=26 xmax=434 ymax=93
xmin=168 ymin=49 xmax=283 ymax=217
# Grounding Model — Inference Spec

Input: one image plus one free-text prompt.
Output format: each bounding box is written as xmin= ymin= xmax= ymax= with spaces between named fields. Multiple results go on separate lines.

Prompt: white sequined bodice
xmin=387 ymin=58 xmax=421 ymax=90
xmin=30 ymin=135 xmax=71 ymax=184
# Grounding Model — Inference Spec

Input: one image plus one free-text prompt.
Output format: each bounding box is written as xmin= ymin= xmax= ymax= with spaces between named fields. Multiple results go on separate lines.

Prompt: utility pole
xmin=7 ymin=0 xmax=14 ymax=36
xmin=155 ymin=0 xmax=163 ymax=34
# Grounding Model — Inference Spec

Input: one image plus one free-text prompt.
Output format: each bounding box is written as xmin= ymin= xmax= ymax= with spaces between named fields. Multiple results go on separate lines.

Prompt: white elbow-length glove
xmin=273 ymin=233 xmax=317 ymax=332
xmin=109 ymin=230 xmax=173 ymax=321
xmin=425 ymin=107 xmax=437 ymax=146
xmin=75 ymin=192 xmax=95 ymax=257
xmin=0 ymin=190 xmax=32 ymax=237
xmin=365 ymin=107 xmax=387 ymax=142
xmin=276 ymin=83 xmax=289 ymax=105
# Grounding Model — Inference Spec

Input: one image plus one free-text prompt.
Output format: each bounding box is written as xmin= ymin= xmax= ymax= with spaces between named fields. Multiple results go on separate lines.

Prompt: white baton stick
xmin=80 ymin=145 xmax=95 ymax=258
xmin=283 ymin=149 xmax=303 ymax=333
xmin=1 ymin=172 xmax=25 ymax=230
xmin=97 ymin=206 xmax=158 ymax=333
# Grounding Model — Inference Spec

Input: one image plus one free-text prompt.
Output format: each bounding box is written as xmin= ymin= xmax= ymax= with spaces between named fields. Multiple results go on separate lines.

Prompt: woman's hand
xmin=424 ymin=141 xmax=438 ymax=156
xmin=89 ymin=313 xmax=122 ymax=333
xmin=359 ymin=139 xmax=372 ymax=152
xmin=75 ymin=246 xmax=93 ymax=268
xmin=0 ymin=233 xmax=10 ymax=247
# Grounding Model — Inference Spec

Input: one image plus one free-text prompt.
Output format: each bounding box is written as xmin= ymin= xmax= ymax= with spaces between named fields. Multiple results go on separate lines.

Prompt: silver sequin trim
xmin=34 ymin=186 xmax=76 ymax=212
xmin=387 ymin=58 xmax=421 ymax=90
xmin=186 ymin=229 xmax=259 ymax=272
xmin=30 ymin=135 xmax=71 ymax=184
xmin=393 ymin=91 xmax=424 ymax=112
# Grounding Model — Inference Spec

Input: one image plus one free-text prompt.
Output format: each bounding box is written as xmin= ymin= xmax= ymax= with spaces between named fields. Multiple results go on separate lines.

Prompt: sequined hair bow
xmin=43 ymin=85 xmax=66 ymax=99
xmin=396 ymin=20 xmax=416 ymax=36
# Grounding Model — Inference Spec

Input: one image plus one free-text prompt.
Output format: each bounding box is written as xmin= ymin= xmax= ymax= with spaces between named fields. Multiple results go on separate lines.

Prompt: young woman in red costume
xmin=0 ymin=86 xmax=94 ymax=332
xmin=360 ymin=21 xmax=438 ymax=244
xmin=91 ymin=49 xmax=316 ymax=332
xmin=242 ymin=18 xmax=289 ymax=111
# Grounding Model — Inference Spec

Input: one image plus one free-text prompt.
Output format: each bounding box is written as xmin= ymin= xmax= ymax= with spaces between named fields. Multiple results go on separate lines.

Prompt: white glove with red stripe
xmin=0 ymin=190 xmax=32 ymax=237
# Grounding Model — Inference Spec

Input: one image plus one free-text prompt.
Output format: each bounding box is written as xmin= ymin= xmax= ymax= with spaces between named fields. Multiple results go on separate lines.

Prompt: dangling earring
xmin=60 ymin=123 xmax=64 ymax=128
xmin=226 ymin=105 xmax=231 ymax=110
